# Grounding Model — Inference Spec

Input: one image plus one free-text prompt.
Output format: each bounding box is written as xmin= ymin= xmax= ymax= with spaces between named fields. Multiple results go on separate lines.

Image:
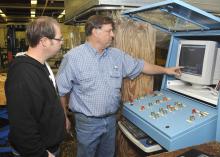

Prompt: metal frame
xmin=122 ymin=0 xmax=220 ymax=32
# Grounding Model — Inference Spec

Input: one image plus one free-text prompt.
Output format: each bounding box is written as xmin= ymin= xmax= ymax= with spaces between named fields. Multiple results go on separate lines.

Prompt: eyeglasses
xmin=52 ymin=37 xmax=64 ymax=42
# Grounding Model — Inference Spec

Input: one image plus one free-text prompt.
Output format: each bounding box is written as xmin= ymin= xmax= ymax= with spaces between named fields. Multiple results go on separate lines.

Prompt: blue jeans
xmin=74 ymin=113 xmax=116 ymax=157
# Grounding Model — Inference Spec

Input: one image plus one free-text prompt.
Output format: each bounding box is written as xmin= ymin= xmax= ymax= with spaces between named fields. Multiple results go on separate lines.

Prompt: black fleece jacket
xmin=5 ymin=55 xmax=65 ymax=157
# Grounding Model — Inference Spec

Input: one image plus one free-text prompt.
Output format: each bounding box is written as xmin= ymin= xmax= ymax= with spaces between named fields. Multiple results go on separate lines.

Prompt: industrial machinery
xmin=7 ymin=25 xmax=27 ymax=61
xmin=119 ymin=0 xmax=220 ymax=153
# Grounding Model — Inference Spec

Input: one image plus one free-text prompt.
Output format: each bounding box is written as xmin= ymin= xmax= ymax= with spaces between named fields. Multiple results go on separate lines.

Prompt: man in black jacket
xmin=5 ymin=16 xmax=65 ymax=157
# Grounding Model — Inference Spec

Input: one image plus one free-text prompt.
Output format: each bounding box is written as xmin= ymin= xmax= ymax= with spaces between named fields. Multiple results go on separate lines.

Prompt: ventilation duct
xmin=64 ymin=0 xmax=153 ymax=24
xmin=65 ymin=0 xmax=220 ymax=24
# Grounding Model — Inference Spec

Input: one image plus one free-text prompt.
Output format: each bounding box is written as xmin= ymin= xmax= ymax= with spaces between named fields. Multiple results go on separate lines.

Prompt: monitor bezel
xmin=176 ymin=40 xmax=218 ymax=85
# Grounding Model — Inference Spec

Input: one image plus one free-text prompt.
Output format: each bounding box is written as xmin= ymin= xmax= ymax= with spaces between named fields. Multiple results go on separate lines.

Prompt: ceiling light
xmin=61 ymin=10 xmax=65 ymax=15
xmin=31 ymin=0 xmax=37 ymax=5
xmin=58 ymin=10 xmax=65 ymax=18
xmin=58 ymin=14 xmax=63 ymax=19
xmin=31 ymin=10 xmax=36 ymax=15
xmin=31 ymin=14 xmax=36 ymax=18
xmin=1 ymin=14 xmax=6 ymax=18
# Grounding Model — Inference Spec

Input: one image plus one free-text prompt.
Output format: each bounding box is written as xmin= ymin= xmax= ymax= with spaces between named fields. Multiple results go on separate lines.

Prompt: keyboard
xmin=121 ymin=119 xmax=148 ymax=139
xmin=118 ymin=118 xmax=162 ymax=153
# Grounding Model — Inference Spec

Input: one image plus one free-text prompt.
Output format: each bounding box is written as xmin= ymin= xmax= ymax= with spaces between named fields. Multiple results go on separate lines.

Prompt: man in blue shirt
xmin=56 ymin=15 xmax=181 ymax=157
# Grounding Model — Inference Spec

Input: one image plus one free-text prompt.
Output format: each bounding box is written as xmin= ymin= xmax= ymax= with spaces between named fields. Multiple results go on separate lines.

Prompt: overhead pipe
xmin=65 ymin=5 xmax=133 ymax=24
xmin=41 ymin=0 xmax=49 ymax=16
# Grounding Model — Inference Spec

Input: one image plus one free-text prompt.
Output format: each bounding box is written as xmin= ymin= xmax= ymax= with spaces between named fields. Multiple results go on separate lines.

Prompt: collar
xmin=85 ymin=42 xmax=108 ymax=57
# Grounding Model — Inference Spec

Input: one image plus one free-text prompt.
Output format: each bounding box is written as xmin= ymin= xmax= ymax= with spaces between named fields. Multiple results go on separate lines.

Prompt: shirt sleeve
xmin=56 ymin=54 xmax=76 ymax=96
xmin=121 ymin=52 xmax=145 ymax=79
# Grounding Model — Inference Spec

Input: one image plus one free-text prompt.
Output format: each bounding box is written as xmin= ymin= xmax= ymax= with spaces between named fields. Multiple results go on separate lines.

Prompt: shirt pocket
xmin=78 ymin=72 xmax=96 ymax=91
xmin=110 ymin=70 xmax=122 ymax=89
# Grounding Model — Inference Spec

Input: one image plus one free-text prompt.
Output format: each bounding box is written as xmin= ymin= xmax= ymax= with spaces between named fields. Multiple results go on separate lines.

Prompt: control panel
xmin=122 ymin=90 xmax=218 ymax=151
xmin=120 ymin=0 xmax=220 ymax=153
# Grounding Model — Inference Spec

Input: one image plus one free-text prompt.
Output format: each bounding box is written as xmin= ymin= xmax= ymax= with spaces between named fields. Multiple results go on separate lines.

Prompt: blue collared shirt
xmin=56 ymin=42 xmax=144 ymax=117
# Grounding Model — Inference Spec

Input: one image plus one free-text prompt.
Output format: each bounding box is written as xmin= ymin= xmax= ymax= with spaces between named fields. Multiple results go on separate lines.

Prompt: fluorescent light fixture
xmin=31 ymin=14 xmax=35 ymax=18
xmin=31 ymin=0 xmax=37 ymax=5
xmin=1 ymin=14 xmax=6 ymax=18
xmin=31 ymin=10 xmax=35 ymax=15
xmin=58 ymin=14 xmax=63 ymax=18
xmin=61 ymin=10 xmax=65 ymax=15
xmin=58 ymin=10 xmax=65 ymax=18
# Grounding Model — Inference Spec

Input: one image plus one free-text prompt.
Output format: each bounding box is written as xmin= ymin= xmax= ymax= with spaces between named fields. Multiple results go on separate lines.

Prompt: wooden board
xmin=0 ymin=73 xmax=7 ymax=105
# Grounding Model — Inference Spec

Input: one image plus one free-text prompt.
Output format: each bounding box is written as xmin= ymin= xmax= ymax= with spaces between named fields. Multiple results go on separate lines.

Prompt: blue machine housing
xmin=122 ymin=0 xmax=220 ymax=151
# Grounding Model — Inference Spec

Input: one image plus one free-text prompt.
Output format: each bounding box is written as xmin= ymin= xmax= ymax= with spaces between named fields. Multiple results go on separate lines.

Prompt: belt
xmin=74 ymin=112 xmax=116 ymax=118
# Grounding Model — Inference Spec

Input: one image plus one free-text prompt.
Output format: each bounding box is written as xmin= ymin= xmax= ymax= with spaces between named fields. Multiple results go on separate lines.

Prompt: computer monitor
xmin=176 ymin=40 xmax=219 ymax=87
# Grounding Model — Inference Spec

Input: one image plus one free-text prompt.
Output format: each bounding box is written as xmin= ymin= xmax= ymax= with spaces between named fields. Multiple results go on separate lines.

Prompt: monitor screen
xmin=179 ymin=45 xmax=205 ymax=76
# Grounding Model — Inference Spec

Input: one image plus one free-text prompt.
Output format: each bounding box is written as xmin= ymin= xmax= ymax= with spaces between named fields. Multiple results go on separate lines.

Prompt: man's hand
xmin=65 ymin=116 xmax=71 ymax=134
xmin=165 ymin=66 xmax=183 ymax=77
xmin=47 ymin=151 xmax=55 ymax=157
